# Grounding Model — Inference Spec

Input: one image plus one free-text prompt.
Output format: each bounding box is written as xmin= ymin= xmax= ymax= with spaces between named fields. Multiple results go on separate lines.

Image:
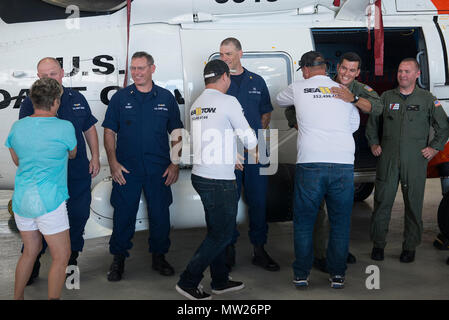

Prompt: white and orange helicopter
xmin=0 ymin=0 xmax=448 ymax=245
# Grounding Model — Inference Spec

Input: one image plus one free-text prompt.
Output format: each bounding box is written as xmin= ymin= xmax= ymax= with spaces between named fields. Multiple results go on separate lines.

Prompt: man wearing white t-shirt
xmin=176 ymin=59 xmax=258 ymax=300
xmin=276 ymin=51 xmax=359 ymax=289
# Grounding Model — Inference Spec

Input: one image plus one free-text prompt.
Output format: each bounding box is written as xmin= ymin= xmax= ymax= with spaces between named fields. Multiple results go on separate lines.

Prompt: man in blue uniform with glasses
xmin=219 ymin=37 xmax=279 ymax=272
xmin=19 ymin=57 xmax=100 ymax=285
xmin=103 ymin=51 xmax=183 ymax=281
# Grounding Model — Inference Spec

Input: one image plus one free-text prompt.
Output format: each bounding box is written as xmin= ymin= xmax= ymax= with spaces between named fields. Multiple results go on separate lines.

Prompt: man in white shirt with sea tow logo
xmin=176 ymin=59 xmax=258 ymax=300
xmin=276 ymin=51 xmax=359 ymax=289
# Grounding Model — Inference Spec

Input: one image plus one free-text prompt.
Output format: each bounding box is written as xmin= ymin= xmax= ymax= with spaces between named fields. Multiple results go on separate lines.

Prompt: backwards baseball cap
xmin=204 ymin=59 xmax=230 ymax=79
xmin=297 ymin=51 xmax=326 ymax=71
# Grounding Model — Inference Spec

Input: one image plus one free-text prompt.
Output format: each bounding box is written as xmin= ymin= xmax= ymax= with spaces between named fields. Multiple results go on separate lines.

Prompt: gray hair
xmin=30 ymin=78 xmax=62 ymax=111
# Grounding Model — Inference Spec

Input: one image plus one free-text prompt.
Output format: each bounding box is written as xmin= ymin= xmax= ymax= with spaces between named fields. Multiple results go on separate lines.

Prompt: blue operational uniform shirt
xmin=19 ymin=87 xmax=98 ymax=181
xmin=227 ymin=68 xmax=273 ymax=136
xmin=102 ymin=83 xmax=183 ymax=176
xmin=5 ymin=117 xmax=77 ymax=218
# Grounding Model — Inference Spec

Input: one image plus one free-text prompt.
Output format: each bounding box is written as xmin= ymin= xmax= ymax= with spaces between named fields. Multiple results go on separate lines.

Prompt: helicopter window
xmin=0 ymin=0 xmax=126 ymax=24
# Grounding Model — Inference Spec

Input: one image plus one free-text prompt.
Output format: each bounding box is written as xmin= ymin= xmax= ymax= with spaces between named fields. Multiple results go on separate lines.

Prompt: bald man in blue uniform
xmin=19 ymin=57 xmax=100 ymax=285
xmin=219 ymin=37 xmax=279 ymax=271
xmin=103 ymin=51 xmax=183 ymax=281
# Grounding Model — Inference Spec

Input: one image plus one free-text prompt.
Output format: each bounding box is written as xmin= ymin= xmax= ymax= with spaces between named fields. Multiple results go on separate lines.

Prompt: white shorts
xmin=14 ymin=201 xmax=70 ymax=235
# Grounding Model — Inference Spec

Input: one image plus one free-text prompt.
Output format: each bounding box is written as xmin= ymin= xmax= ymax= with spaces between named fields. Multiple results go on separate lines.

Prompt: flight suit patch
xmin=364 ymin=85 xmax=373 ymax=92
xmin=390 ymin=103 xmax=400 ymax=110
xmin=406 ymin=105 xmax=420 ymax=111
xmin=435 ymin=100 xmax=442 ymax=107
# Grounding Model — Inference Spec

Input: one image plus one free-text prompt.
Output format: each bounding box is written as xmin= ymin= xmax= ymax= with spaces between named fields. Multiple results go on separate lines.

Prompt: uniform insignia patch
xmin=435 ymin=100 xmax=442 ymax=107
xmin=390 ymin=103 xmax=400 ymax=110
xmin=406 ymin=105 xmax=419 ymax=111
xmin=364 ymin=85 xmax=373 ymax=92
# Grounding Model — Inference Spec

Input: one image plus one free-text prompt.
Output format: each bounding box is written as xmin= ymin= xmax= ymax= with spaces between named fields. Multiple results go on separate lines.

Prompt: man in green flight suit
xmin=366 ymin=58 xmax=449 ymax=263
xmin=285 ymin=52 xmax=382 ymax=272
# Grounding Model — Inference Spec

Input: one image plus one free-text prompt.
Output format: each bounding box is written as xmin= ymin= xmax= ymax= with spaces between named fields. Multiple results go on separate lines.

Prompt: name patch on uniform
xmin=72 ymin=103 xmax=85 ymax=110
xmin=248 ymin=87 xmax=261 ymax=95
xmin=390 ymin=103 xmax=400 ymax=110
xmin=154 ymin=104 xmax=168 ymax=111
xmin=435 ymin=100 xmax=442 ymax=107
xmin=406 ymin=105 xmax=420 ymax=111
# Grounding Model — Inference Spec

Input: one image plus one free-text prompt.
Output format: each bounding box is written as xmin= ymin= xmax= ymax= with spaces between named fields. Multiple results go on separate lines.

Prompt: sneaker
xmin=212 ymin=280 xmax=244 ymax=295
xmin=293 ymin=277 xmax=309 ymax=289
xmin=176 ymin=284 xmax=212 ymax=300
xmin=329 ymin=275 xmax=345 ymax=289
xmin=371 ymin=247 xmax=384 ymax=261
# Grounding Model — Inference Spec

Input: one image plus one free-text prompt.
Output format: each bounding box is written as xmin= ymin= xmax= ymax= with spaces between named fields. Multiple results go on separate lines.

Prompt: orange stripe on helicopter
xmin=431 ymin=0 xmax=449 ymax=14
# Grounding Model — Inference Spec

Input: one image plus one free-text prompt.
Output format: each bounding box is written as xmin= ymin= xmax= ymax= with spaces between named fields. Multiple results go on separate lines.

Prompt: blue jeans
xmin=178 ymin=174 xmax=238 ymax=289
xmin=292 ymin=163 xmax=354 ymax=278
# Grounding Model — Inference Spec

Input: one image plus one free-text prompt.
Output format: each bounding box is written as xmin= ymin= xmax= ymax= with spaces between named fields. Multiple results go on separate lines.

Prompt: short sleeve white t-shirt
xmin=276 ymin=75 xmax=357 ymax=164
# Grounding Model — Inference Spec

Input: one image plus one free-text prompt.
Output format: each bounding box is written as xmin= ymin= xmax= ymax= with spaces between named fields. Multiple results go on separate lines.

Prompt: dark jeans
xmin=178 ymin=174 xmax=238 ymax=289
xmin=292 ymin=163 xmax=354 ymax=278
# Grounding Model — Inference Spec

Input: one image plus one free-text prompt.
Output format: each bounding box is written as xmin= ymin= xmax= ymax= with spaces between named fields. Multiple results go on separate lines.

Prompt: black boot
xmin=313 ymin=257 xmax=328 ymax=273
xmin=252 ymin=245 xmax=280 ymax=271
xmin=399 ymin=250 xmax=415 ymax=263
xmin=347 ymin=252 xmax=357 ymax=264
xmin=68 ymin=251 xmax=79 ymax=266
xmin=433 ymin=233 xmax=449 ymax=250
xmin=26 ymin=253 xmax=41 ymax=286
xmin=225 ymin=244 xmax=236 ymax=270
xmin=371 ymin=247 xmax=384 ymax=261
xmin=152 ymin=253 xmax=174 ymax=276
xmin=66 ymin=251 xmax=79 ymax=282
xmin=107 ymin=255 xmax=125 ymax=282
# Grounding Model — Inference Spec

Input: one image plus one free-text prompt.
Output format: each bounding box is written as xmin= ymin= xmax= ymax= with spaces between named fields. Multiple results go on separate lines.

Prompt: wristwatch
xmin=351 ymin=95 xmax=360 ymax=104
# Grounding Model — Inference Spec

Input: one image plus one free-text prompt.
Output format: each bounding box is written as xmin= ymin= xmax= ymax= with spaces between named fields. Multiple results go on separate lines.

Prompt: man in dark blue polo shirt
xmin=19 ymin=57 xmax=100 ymax=284
xmin=219 ymin=38 xmax=279 ymax=271
xmin=102 ymin=51 xmax=183 ymax=281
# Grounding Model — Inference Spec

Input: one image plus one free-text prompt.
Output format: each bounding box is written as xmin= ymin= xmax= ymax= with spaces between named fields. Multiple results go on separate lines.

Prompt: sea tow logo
xmin=304 ymin=87 xmax=332 ymax=94
xmin=190 ymin=107 xmax=217 ymax=116
xmin=304 ymin=87 xmax=334 ymax=98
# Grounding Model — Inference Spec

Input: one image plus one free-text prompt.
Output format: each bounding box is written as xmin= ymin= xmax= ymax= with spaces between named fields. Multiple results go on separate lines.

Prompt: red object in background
xmin=333 ymin=0 xmax=341 ymax=6
xmin=427 ymin=142 xmax=449 ymax=178
xmin=374 ymin=0 xmax=384 ymax=76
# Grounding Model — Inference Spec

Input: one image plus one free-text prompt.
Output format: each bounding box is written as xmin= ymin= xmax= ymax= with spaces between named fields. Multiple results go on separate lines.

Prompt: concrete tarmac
xmin=1 ymin=178 xmax=448 ymax=300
